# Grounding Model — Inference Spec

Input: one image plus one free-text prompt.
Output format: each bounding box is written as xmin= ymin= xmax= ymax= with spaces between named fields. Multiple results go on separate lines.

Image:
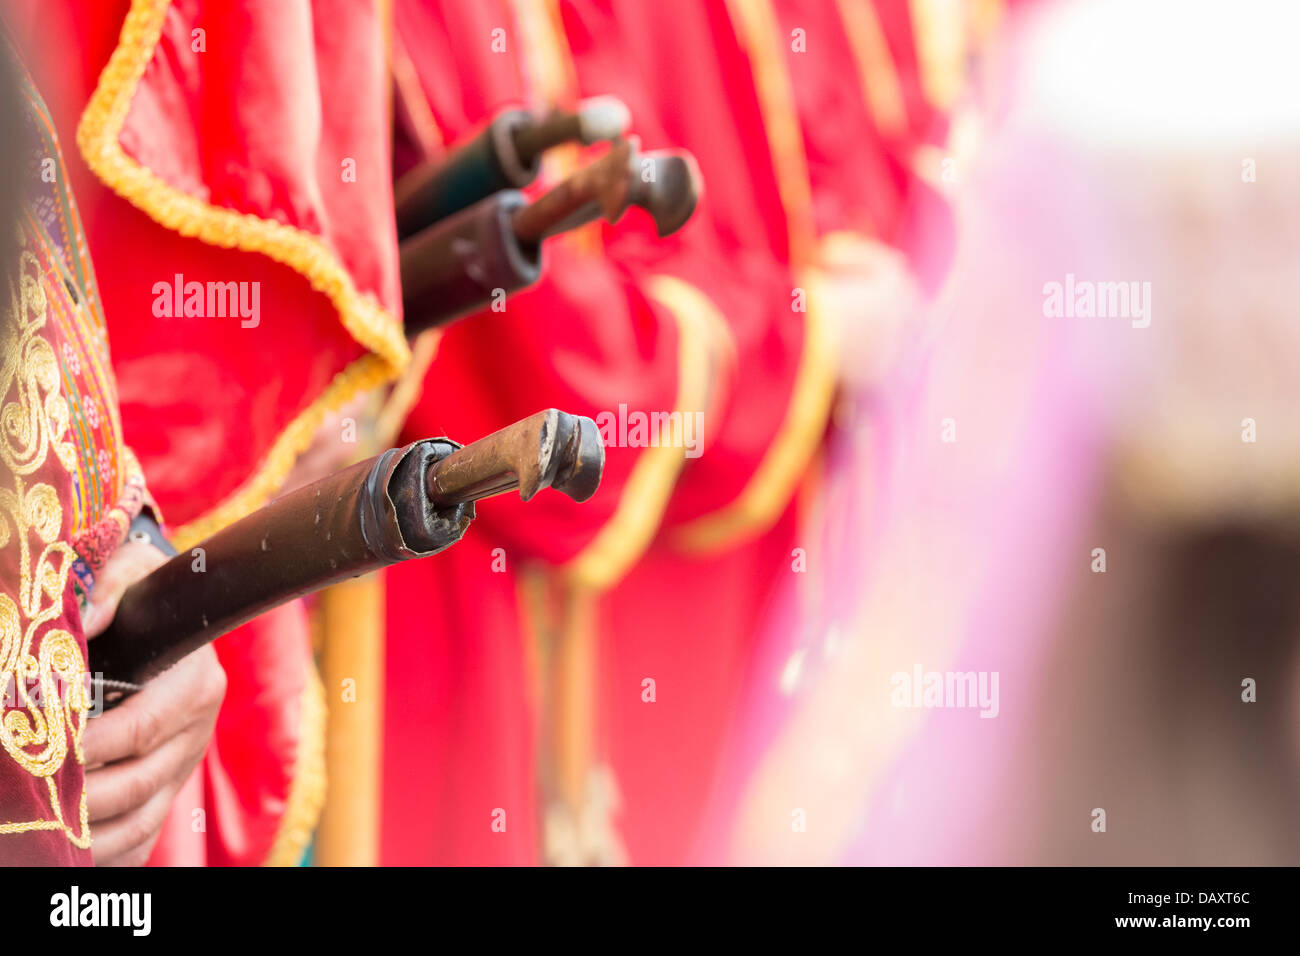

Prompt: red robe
xmin=383 ymin=0 xmax=694 ymax=865
xmin=381 ymin=0 xmax=956 ymax=864
xmin=0 ymin=65 xmax=152 ymax=865
xmin=569 ymin=0 xmax=958 ymax=867
xmin=9 ymin=0 xmax=406 ymax=865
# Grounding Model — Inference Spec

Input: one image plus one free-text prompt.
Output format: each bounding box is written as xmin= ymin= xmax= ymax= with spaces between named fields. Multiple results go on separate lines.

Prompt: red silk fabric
xmin=7 ymin=0 xmax=402 ymax=867
xmin=12 ymin=0 xmax=404 ymax=533
xmin=382 ymin=0 xmax=953 ymax=865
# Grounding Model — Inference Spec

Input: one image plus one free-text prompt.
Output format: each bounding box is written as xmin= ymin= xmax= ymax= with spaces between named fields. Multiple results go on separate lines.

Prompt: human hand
xmin=82 ymin=540 xmax=227 ymax=866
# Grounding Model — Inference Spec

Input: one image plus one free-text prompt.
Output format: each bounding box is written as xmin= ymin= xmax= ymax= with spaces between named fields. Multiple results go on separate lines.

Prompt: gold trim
xmin=511 ymin=0 xmax=581 ymax=107
xmin=908 ymin=0 xmax=968 ymax=113
xmin=512 ymin=0 xmax=603 ymax=252
xmin=837 ymin=0 xmax=910 ymax=141
xmin=551 ymin=584 xmax=597 ymax=812
xmin=972 ymin=0 xmax=1007 ymax=51
xmin=391 ymin=29 xmax=445 ymax=156
xmin=314 ymin=575 xmax=385 ymax=866
xmin=669 ymin=2 xmax=838 ymax=553
xmin=724 ymin=0 xmax=817 ymax=268
xmin=372 ymin=331 xmax=441 ymax=450
xmin=172 ymin=354 xmax=396 ymax=550
xmin=562 ymin=276 xmax=723 ymax=589
xmin=76 ymin=0 xmax=410 ymax=550
xmin=262 ymin=657 xmax=328 ymax=866
xmin=671 ymin=268 xmax=838 ymax=552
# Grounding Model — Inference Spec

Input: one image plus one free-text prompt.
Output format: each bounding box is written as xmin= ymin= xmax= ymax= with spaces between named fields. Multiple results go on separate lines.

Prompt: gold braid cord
xmin=76 ymin=0 xmax=409 ymax=863
xmin=76 ymin=0 xmax=410 ymax=551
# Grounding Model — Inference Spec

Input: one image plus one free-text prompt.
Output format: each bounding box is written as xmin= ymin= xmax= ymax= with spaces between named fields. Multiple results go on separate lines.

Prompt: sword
xmin=400 ymin=136 xmax=702 ymax=335
xmin=394 ymin=97 xmax=631 ymax=239
xmin=88 ymin=409 xmax=604 ymax=705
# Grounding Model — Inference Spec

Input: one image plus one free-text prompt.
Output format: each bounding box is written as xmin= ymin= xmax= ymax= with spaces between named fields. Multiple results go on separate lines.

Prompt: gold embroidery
xmin=0 ymin=243 xmax=92 ymax=847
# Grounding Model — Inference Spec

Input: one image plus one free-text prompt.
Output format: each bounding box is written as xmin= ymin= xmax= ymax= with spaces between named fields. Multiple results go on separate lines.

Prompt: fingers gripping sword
xmin=89 ymin=410 xmax=604 ymax=704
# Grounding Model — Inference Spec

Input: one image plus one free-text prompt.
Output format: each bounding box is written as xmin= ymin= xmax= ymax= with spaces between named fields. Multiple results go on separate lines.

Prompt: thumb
xmin=82 ymin=539 xmax=168 ymax=639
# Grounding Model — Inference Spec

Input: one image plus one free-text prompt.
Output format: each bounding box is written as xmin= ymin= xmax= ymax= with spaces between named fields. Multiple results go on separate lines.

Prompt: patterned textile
xmin=0 ymin=62 xmax=147 ymax=866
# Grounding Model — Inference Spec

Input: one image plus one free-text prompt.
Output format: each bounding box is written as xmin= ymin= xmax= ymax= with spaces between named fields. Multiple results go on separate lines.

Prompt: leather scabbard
xmin=89 ymin=440 xmax=473 ymax=695
xmin=394 ymin=108 xmax=538 ymax=239
xmin=399 ymin=190 xmax=543 ymax=335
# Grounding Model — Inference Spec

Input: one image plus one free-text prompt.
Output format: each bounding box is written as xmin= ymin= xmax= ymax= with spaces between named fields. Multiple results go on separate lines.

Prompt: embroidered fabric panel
xmin=0 ymin=60 xmax=146 ymax=863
